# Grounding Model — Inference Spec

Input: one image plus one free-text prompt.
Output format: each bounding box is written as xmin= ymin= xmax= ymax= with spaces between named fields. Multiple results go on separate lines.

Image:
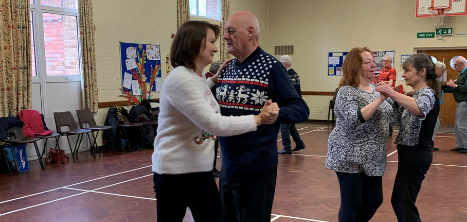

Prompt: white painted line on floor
xmin=0 ymin=173 xmax=153 ymax=216
xmin=292 ymin=153 xmax=327 ymax=158
xmin=387 ymin=160 xmax=467 ymax=168
xmin=91 ymin=174 xmax=153 ymax=191
xmin=271 ymin=214 xmax=328 ymax=222
xmin=64 ymin=187 xmax=156 ymax=200
xmin=387 ymin=150 xmax=398 ymax=157
xmin=278 ymin=126 xmax=326 ymax=135
xmin=277 ymin=127 xmax=326 ymax=142
xmin=271 ymin=215 xmax=282 ymax=221
xmin=0 ymin=165 xmax=152 ymax=205
xmin=0 ymin=191 xmax=89 ymax=217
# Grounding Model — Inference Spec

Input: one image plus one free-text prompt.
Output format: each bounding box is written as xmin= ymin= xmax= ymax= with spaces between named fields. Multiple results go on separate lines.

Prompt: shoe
xmin=461 ymin=148 xmax=467 ymax=154
xmin=432 ymin=147 xmax=439 ymax=151
xmin=212 ymin=168 xmax=220 ymax=177
xmin=278 ymin=149 xmax=292 ymax=154
xmin=450 ymin=147 xmax=464 ymax=151
xmin=292 ymin=146 xmax=305 ymax=152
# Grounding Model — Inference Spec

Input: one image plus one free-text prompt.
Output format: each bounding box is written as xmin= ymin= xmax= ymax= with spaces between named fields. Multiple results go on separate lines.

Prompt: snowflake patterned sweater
xmin=214 ymin=47 xmax=310 ymax=172
xmin=152 ymin=66 xmax=258 ymax=175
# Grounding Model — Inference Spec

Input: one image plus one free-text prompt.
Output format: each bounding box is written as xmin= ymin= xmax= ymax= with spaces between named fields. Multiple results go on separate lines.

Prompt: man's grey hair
xmin=435 ymin=61 xmax=446 ymax=70
xmin=209 ymin=61 xmax=223 ymax=73
xmin=280 ymin=55 xmax=292 ymax=67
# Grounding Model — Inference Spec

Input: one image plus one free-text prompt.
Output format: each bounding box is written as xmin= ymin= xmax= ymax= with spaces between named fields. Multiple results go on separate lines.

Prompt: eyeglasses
xmin=383 ymin=60 xmax=391 ymax=62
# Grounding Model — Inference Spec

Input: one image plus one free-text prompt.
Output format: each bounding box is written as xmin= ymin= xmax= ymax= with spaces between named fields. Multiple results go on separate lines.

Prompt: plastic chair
xmin=53 ymin=111 xmax=92 ymax=162
xmin=328 ymin=88 xmax=339 ymax=122
xmin=76 ymin=109 xmax=115 ymax=153
xmin=117 ymin=115 xmax=143 ymax=152
xmin=3 ymin=127 xmax=45 ymax=170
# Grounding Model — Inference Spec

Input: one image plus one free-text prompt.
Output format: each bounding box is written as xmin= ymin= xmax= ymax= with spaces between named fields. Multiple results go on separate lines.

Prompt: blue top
xmin=216 ymin=47 xmax=310 ymax=172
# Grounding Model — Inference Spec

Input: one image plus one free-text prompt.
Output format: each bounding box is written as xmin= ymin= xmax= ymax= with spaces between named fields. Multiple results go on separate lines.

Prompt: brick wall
xmin=206 ymin=0 xmax=218 ymax=19
xmin=42 ymin=13 xmax=79 ymax=76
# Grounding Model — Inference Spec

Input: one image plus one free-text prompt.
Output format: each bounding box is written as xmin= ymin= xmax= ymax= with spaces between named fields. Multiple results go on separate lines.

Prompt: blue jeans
xmin=281 ymin=124 xmax=304 ymax=150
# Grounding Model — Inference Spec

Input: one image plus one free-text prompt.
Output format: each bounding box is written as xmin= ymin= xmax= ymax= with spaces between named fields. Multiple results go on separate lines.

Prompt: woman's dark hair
xmin=170 ymin=21 xmax=220 ymax=71
xmin=402 ymin=53 xmax=440 ymax=96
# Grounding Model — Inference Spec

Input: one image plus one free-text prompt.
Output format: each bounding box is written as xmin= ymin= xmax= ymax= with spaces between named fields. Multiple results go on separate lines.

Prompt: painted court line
xmin=435 ymin=136 xmax=455 ymax=138
xmin=64 ymin=187 xmax=156 ymax=201
xmin=0 ymin=174 xmax=152 ymax=217
xmin=0 ymin=191 xmax=89 ymax=217
xmin=90 ymin=174 xmax=153 ymax=191
xmin=387 ymin=150 xmax=398 ymax=157
xmin=292 ymin=153 xmax=327 ymax=158
xmin=278 ymin=126 xmax=325 ymax=136
xmin=271 ymin=215 xmax=282 ymax=221
xmin=387 ymin=161 xmax=467 ymax=168
xmin=0 ymin=165 xmax=152 ymax=205
xmin=277 ymin=127 xmax=326 ymax=142
xmin=271 ymin=214 xmax=329 ymax=222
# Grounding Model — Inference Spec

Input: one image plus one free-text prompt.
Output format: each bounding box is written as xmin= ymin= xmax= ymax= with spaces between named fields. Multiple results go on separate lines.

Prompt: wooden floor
xmin=0 ymin=122 xmax=464 ymax=222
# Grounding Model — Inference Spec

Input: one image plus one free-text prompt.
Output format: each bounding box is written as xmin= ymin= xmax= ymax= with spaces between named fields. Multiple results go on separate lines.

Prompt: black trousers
xmin=153 ymin=172 xmax=223 ymax=222
xmin=336 ymin=172 xmax=383 ymax=222
xmin=391 ymin=145 xmax=433 ymax=222
xmin=220 ymin=166 xmax=277 ymax=222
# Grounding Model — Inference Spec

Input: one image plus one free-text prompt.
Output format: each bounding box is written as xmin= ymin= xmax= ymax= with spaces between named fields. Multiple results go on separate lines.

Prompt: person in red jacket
xmin=374 ymin=56 xmax=397 ymax=90
xmin=374 ymin=56 xmax=397 ymax=136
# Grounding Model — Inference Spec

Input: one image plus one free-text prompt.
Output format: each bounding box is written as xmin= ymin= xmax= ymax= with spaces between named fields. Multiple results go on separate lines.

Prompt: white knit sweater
xmin=152 ymin=66 xmax=258 ymax=174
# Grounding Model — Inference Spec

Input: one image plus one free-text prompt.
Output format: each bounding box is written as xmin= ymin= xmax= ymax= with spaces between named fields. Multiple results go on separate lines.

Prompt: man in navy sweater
xmin=215 ymin=11 xmax=310 ymax=222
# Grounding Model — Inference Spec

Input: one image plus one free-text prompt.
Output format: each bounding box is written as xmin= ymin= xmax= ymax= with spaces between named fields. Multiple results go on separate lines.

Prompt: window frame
xmin=30 ymin=1 xmax=81 ymax=83
xmin=190 ymin=0 xmax=222 ymax=21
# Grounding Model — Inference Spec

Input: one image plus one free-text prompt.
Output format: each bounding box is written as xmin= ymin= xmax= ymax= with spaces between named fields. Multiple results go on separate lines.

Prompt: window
xmin=41 ymin=0 xmax=77 ymax=9
xmin=190 ymin=0 xmax=221 ymax=20
xmin=42 ymin=13 xmax=79 ymax=76
xmin=30 ymin=0 xmax=80 ymax=77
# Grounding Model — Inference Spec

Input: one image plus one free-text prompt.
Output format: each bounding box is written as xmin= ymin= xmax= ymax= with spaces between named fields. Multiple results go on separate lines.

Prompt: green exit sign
xmin=436 ymin=27 xmax=453 ymax=35
xmin=417 ymin=32 xmax=435 ymax=38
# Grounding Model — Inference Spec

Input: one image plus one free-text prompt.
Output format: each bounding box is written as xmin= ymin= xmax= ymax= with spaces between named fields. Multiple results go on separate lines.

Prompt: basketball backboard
xmin=416 ymin=0 xmax=467 ymax=17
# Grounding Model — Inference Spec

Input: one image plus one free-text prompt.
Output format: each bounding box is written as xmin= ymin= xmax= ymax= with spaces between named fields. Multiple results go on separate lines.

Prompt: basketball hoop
xmin=428 ymin=6 xmax=450 ymax=27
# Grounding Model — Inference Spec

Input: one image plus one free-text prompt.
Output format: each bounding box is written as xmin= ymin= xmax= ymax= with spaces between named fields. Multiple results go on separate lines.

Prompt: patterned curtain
xmin=0 ymin=0 xmax=32 ymax=117
xmin=79 ymin=0 xmax=98 ymax=112
xmin=177 ymin=0 xmax=190 ymax=29
xmin=220 ymin=0 xmax=230 ymax=61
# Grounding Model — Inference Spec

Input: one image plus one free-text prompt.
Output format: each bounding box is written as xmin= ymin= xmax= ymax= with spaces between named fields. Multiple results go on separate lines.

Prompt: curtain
xmin=177 ymin=0 xmax=190 ymax=29
xmin=220 ymin=0 xmax=230 ymax=61
xmin=0 ymin=0 xmax=32 ymax=117
xmin=78 ymin=0 xmax=98 ymax=112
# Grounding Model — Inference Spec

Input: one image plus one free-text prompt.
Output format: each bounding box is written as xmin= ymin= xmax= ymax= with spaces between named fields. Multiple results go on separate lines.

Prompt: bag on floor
xmin=47 ymin=148 xmax=69 ymax=164
xmin=2 ymin=147 xmax=17 ymax=173
xmin=13 ymin=144 xmax=29 ymax=172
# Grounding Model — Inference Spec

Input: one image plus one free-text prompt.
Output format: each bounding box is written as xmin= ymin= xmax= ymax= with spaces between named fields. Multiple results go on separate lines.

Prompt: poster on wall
xmin=165 ymin=55 xmax=171 ymax=77
xmin=373 ymin=50 xmax=395 ymax=74
xmin=120 ymin=42 xmax=162 ymax=93
xmin=328 ymin=52 xmax=348 ymax=76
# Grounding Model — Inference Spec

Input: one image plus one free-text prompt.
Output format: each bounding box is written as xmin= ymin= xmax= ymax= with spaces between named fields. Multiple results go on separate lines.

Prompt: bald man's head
xmin=454 ymin=56 xmax=467 ymax=72
xmin=223 ymin=11 xmax=260 ymax=61
xmin=383 ymin=56 xmax=392 ymax=68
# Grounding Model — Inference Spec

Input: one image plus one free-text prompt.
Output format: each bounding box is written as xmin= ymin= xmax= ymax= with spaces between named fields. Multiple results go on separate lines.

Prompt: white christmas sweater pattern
xmin=216 ymin=53 xmax=276 ymax=111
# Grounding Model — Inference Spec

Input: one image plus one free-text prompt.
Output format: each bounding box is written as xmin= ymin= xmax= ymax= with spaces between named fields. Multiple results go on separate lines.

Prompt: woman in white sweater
xmin=152 ymin=21 xmax=279 ymax=222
